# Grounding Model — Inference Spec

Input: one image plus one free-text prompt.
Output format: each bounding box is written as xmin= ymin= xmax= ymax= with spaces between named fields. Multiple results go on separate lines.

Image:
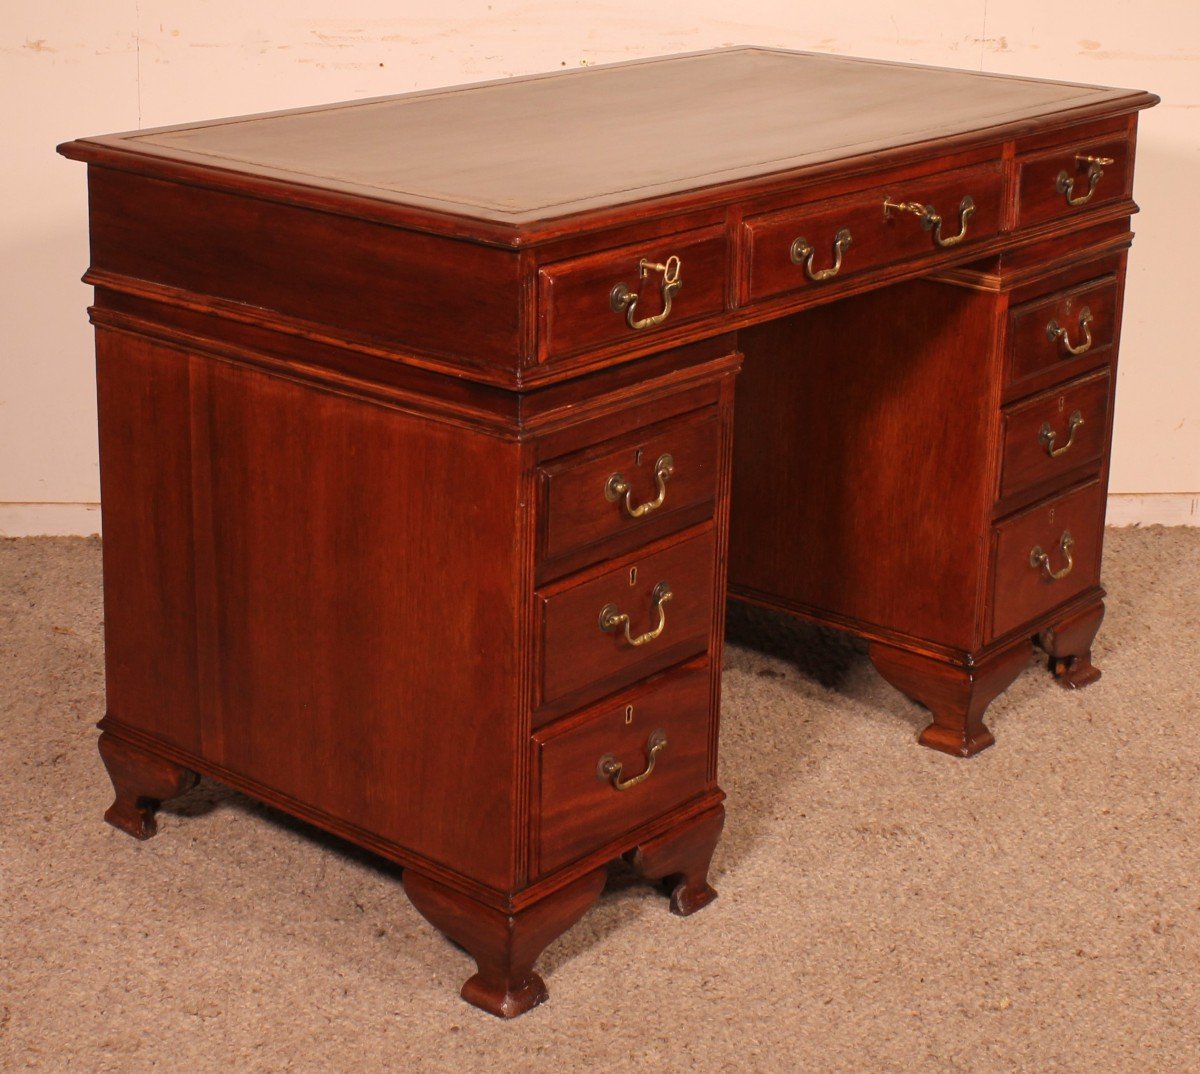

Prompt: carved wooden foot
xmin=97 ymin=732 xmax=199 ymax=840
xmin=628 ymin=804 xmax=724 ymax=916
xmin=404 ymin=866 xmax=606 ymax=1018
xmin=1038 ymin=600 xmax=1104 ymax=690
xmin=868 ymin=641 xmax=1030 ymax=757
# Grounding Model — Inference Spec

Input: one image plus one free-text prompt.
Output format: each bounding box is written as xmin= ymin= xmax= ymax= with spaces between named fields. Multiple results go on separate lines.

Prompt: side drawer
xmin=538 ymin=227 xmax=728 ymax=361
xmin=990 ymin=480 xmax=1106 ymax=640
xmin=1016 ymin=135 xmax=1132 ymax=230
xmin=539 ymin=406 xmax=721 ymax=565
xmin=1006 ymin=275 xmax=1118 ymax=389
xmin=998 ymin=371 xmax=1111 ymax=501
xmin=538 ymin=528 xmax=716 ymax=709
xmin=741 ymin=162 xmax=1003 ymax=305
xmin=533 ymin=664 xmax=712 ymax=876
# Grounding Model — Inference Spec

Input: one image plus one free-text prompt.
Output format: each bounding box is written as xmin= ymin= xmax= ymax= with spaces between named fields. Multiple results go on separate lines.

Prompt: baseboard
xmin=0 ymin=503 xmax=102 ymax=538
xmin=1105 ymin=493 xmax=1200 ymax=527
xmin=2 ymin=494 xmax=1197 ymax=537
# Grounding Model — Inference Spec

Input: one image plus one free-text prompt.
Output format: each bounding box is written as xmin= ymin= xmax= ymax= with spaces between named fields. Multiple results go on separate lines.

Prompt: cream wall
xmin=2 ymin=2 xmax=1197 ymax=534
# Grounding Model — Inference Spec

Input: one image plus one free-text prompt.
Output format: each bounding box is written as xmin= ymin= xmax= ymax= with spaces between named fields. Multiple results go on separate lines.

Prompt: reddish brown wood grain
xmin=96 ymin=331 xmax=532 ymax=889
xmin=1016 ymin=136 xmax=1133 ymax=229
xmin=998 ymin=370 xmax=1110 ymax=501
xmin=538 ymin=406 xmax=721 ymax=566
xmin=86 ymin=168 xmax=527 ymax=375
xmin=868 ymin=640 xmax=1031 ymax=757
xmin=404 ymin=866 xmax=608 ymax=1019
xmin=94 ymin=331 xmax=201 ymax=756
xmin=98 ymin=732 xmax=199 ymax=839
xmin=1038 ymin=598 xmax=1106 ymax=689
xmin=538 ymin=527 xmax=717 ymax=709
xmin=629 ymin=802 xmax=725 ymax=916
xmin=195 ymin=352 xmax=531 ymax=888
xmin=742 ymin=162 xmax=1004 ymax=304
xmin=538 ymin=227 xmax=728 ymax=361
xmin=990 ymin=479 xmax=1107 ymax=640
xmin=729 ymin=279 xmax=1004 ymax=652
xmin=59 ymin=49 xmax=1156 ymax=1016
xmin=1006 ymin=274 xmax=1119 ymax=388
xmin=730 ymin=215 xmax=1136 ymax=755
xmin=533 ymin=663 xmax=713 ymax=876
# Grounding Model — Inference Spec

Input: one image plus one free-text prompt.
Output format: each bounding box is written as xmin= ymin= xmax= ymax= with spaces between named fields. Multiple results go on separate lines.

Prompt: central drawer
xmin=740 ymin=162 xmax=1004 ymax=305
xmin=537 ymin=528 xmax=716 ymax=710
xmin=532 ymin=663 xmax=712 ymax=876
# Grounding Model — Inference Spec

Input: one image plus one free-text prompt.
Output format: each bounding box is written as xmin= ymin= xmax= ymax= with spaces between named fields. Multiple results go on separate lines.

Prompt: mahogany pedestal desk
xmin=59 ymin=48 xmax=1157 ymax=1017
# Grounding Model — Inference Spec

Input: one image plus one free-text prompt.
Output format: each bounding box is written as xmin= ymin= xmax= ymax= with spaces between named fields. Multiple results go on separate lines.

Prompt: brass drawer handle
xmin=883 ymin=195 xmax=975 ymax=248
xmin=1039 ymin=410 xmax=1084 ymax=458
xmin=1056 ymin=155 xmax=1114 ymax=207
xmin=1030 ymin=531 xmax=1075 ymax=581
xmin=610 ymin=255 xmax=683 ymax=331
xmin=790 ymin=228 xmax=853 ymax=281
xmin=1046 ymin=306 xmax=1094 ymax=356
xmin=598 ymin=581 xmax=673 ymax=647
xmin=597 ymin=728 xmax=667 ymax=791
xmin=605 ymin=453 xmax=674 ymax=517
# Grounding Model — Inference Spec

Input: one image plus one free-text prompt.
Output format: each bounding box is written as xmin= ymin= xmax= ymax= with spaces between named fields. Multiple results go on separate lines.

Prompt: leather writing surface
xmin=101 ymin=48 xmax=1143 ymax=224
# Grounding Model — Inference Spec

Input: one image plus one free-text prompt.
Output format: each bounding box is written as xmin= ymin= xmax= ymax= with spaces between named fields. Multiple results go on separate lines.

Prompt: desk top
xmin=61 ymin=47 xmax=1155 ymax=243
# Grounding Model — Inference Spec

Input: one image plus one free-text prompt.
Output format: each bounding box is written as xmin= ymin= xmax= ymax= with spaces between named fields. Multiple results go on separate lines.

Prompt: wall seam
xmin=980 ymin=0 xmax=990 ymax=71
xmin=135 ymin=0 xmax=142 ymax=127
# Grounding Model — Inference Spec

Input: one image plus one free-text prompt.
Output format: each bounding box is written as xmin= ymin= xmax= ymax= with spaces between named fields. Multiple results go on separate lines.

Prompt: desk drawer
xmin=538 ymin=529 xmax=716 ymax=708
xmin=990 ymin=481 xmax=1105 ymax=640
xmin=538 ymin=228 xmax=728 ymax=361
xmin=1006 ymin=275 xmax=1118 ymax=388
xmin=1016 ymin=136 xmax=1131 ymax=229
xmin=533 ymin=664 xmax=711 ymax=875
xmin=539 ymin=407 xmax=721 ymax=565
xmin=999 ymin=371 xmax=1110 ymax=500
xmin=741 ymin=163 xmax=1003 ymax=305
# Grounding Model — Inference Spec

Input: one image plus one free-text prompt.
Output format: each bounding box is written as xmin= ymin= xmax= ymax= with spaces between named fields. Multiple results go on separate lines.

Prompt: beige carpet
xmin=2 ymin=529 xmax=1197 ymax=1073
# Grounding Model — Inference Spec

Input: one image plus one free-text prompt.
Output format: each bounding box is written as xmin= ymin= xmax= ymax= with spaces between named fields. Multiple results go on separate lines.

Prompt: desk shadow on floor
xmin=724 ymin=600 xmax=867 ymax=691
xmin=159 ymin=774 xmax=641 ymax=983
xmin=716 ymin=600 xmax=959 ymax=877
xmin=724 ymin=598 xmax=964 ymax=740
xmin=161 ymin=777 xmax=406 ymax=884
